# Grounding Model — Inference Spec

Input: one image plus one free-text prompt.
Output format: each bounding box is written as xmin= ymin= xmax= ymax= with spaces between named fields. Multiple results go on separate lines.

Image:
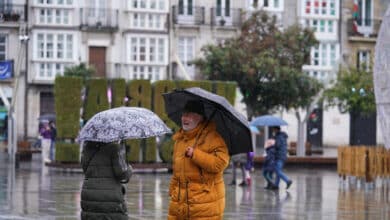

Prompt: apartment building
xmin=170 ymin=0 xmax=244 ymax=79
xmin=0 ymin=0 xmax=27 ymax=145
xmin=22 ymin=0 xmax=170 ymax=138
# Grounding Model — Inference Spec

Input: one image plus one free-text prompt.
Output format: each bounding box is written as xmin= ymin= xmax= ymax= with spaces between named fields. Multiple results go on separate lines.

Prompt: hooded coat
xmin=168 ymin=121 xmax=230 ymax=220
xmin=80 ymin=142 xmax=132 ymax=220
xmin=274 ymin=131 xmax=288 ymax=162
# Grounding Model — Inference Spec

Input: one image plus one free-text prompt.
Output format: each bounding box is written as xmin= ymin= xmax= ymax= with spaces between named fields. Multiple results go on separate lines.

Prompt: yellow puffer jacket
xmin=168 ymin=121 xmax=230 ymax=220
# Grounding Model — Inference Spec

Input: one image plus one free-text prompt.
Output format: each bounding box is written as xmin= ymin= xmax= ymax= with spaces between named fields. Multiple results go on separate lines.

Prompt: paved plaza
xmin=0 ymin=153 xmax=389 ymax=220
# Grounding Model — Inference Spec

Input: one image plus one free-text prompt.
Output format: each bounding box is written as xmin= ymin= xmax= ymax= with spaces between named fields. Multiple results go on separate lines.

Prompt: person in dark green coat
xmin=80 ymin=141 xmax=132 ymax=220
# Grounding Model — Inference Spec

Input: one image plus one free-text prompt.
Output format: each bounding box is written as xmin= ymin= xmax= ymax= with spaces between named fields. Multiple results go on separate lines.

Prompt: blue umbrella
xmin=250 ymin=115 xmax=288 ymax=127
xmin=250 ymin=125 xmax=260 ymax=133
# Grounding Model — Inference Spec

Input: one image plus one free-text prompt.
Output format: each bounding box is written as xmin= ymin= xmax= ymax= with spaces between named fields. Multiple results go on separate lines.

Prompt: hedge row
xmin=54 ymin=77 xmax=237 ymax=163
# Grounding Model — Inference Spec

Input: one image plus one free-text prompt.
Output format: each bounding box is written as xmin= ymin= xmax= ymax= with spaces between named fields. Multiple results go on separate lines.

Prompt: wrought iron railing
xmin=210 ymin=7 xmax=242 ymax=27
xmin=0 ymin=4 xmax=26 ymax=22
xmin=347 ymin=18 xmax=382 ymax=38
xmin=172 ymin=5 xmax=205 ymax=25
xmin=80 ymin=8 xmax=119 ymax=32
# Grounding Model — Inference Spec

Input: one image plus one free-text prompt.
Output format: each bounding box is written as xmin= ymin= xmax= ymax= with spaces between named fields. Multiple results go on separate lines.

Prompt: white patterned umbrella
xmin=77 ymin=107 xmax=171 ymax=143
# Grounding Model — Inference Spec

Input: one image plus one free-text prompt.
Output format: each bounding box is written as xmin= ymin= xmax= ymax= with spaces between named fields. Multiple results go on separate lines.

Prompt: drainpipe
xmin=23 ymin=2 xmax=28 ymax=139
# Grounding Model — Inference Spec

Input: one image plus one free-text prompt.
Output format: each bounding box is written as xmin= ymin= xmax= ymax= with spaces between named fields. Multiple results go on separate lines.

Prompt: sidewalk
xmin=0 ymin=152 xmax=388 ymax=220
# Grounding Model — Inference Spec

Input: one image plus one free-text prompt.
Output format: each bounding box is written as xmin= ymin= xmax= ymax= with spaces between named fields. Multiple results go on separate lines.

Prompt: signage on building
xmin=0 ymin=60 xmax=13 ymax=80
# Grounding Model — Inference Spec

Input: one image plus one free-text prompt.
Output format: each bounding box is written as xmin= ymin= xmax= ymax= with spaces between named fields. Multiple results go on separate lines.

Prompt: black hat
xmin=183 ymin=100 xmax=205 ymax=116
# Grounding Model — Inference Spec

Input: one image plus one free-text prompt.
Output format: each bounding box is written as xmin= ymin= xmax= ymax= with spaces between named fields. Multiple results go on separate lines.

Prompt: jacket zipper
xmin=178 ymin=179 xmax=181 ymax=201
xmin=186 ymin=180 xmax=189 ymax=219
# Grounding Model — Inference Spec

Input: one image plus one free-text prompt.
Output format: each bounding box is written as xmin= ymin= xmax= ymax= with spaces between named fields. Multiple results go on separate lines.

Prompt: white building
xmin=25 ymin=0 xmax=170 ymax=139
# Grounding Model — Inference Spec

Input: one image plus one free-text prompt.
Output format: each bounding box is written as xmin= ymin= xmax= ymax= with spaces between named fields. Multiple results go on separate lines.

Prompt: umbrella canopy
xmin=163 ymin=87 xmax=252 ymax=155
xmin=250 ymin=115 xmax=288 ymax=127
xmin=38 ymin=113 xmax=56 ymax=122
xmin=77 ymin=107 xmax=171 ymax=143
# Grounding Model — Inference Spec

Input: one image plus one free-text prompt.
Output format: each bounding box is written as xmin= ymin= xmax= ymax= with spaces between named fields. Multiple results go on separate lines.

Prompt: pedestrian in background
xmin=80 ymin=141 xmax=132 ymax=220
xmin=39 ymin=120 xmax=52 ymax=163
xmin=263 ymin=138 xmax=277 ymax=189
xmin=229 ymin=153 xmax=249 ymax=186
xmin=49 ymin=121 xmax=56 ymax=161
xmin=271 ymin=126 xmax=293 ymax=190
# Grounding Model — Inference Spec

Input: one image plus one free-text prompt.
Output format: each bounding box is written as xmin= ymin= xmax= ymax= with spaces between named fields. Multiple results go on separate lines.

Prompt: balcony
xmin=80 ymin=8 xmax=119 ymax=32
xmin=347 ymin=18 xmax=381 ymax=41
xmin=0 ymin=4 xmax=26 ymax=24
xmin=172 ymin=5 xmax=205 ymax=26
xmin=210 ymin=8 xmax=242 ymax=28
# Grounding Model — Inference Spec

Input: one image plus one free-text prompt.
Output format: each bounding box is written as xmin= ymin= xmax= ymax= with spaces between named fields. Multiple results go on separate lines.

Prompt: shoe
xmin=238 ymin=181 xmax=248 ymax=187
xmin=246 ymin=178 xmax=251 ymax=186
xmin=286 ymin=180 xmax=293 ymax=189
xmin=270 ymin=185 xmax=279 ymax=190
xmin=228 ymin=181 xmax=236 ymax=186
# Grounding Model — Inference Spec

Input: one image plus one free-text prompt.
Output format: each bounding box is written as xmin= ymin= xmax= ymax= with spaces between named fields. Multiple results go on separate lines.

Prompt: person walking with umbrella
xmin=167 ymin=100 xmax=230 ymax=219
xmin=271 ymin=126 xmax=293 ymax=190
xmin=78 ymin=107 xmax=171 ymax=220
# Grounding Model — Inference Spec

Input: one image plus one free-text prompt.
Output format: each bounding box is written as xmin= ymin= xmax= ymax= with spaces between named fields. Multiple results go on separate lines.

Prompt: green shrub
xmin=127 ymin=80 xmax=152 ymax=108
xmin=54 ymin=76 xmax=82 ymax=138
xmin=159 ymin=137 xmax=174 ymax=163
xmin=55 ymin=142 xmax=80 ymax=162
xmin=111 ymin=78 xmax=127 ymax=108
xmin=144 ymin=138 xmax=156 ymax=163
xmin=83 ymin=78 xmax=109 ymax=121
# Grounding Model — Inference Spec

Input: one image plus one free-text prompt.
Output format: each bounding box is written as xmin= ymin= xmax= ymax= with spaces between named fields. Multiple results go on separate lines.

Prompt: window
xmin=130 ymin=0 xmax=166 ymax=11
xmin=313 ymin=46 xmax=319 ymax=66
xmin=0 ymin=35 xmax=6 ymax=60
xmin=305 ymin=19 xmax=336 ymax=34
xmin=128 ymin=36 xmax=167 ymax=64
xmin=37 ymin=8 xmax=71 ymax=25
xmin=178 ymin=36 xmax=195 ymax=78
xmin=35 ymin=32 xmax=74 ymax=60
xmin=37 ymin=0 xmax=73 ymax=6
xmin=303 ymin=0 xmax=338 ymax=16
xmin=357 ymin=50 xmax=370 ymax=70
xmin=310 ymin=43 xmax=338 ymax=67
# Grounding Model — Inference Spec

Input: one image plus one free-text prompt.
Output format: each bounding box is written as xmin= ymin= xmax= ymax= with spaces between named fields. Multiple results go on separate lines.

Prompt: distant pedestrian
xmin=229 ymin=153 xmax=249 ymax=186
xmin=263 ymin=139 xmax=277 ymax=189
xmin=244 ymin=151 xmax=254 ymax=185
xmin=39 ymin=121 xmax=52 ymax=163
xmin=80 ymin=141 xmax=132 ymax=220
xmin=271 ymin=126 xmax=293 ymax=190
xmin=49 ymin=121 xmax=56 ymax=161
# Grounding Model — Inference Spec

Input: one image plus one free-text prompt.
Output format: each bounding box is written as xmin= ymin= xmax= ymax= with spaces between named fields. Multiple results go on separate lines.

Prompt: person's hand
xmin=185 ymin=147 xmax=194 ymax=158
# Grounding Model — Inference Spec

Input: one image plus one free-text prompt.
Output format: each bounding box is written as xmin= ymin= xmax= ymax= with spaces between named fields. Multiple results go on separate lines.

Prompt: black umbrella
xmin=163 ymin=87 xmax=253 ymax=155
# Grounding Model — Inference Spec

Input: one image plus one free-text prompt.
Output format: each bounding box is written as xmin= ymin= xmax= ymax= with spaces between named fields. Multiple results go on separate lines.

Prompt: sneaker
xmin=286 ymin=180 xmax=293 ymax=189
xmin=238 ymin=181 xmax=248 ymax=187
xmin=228 ymin=180 xmax=236 ymax=186
xmin=270 ymin=185 xmax=279 ymax=190
xmin=246 ymin=178 xmax=251 ymax=186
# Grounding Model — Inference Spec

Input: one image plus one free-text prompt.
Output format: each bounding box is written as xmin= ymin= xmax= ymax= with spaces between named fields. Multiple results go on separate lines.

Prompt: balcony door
xmin=89 ymin=47 xmax=106 ymax=77
xmin=178 ymin=37 xmax=195 ymax=79
xmin=87 ymin=0 xmax=106 ymax=26
xmin=357 ymin=0 xmax=373 ymax=36
xmin=178 ymin=0 xmax=195 ymax=24
xmin=216 ymin=0 xmax=231 ymax=25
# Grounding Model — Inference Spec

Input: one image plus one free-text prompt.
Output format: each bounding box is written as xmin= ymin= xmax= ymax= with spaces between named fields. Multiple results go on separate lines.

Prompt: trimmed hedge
xmin=128 ymin=80 xmax=152 ymax=108
xmin=55 ymin=142 xmax=80 ymax=163
xmin=55 ymin=78 xmax=237 ymax=163
xmin=83 ymin=78 xmax=109 ymax=121
xmin=54 ymin=76 xmax=83 ymax=138
xmin=111 ymin=78 xmax=127 ymax=107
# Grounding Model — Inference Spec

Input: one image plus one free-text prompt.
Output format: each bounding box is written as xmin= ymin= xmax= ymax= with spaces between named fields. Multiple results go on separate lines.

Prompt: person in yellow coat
xmin=168 ymin=100 xmax=230 ymax=220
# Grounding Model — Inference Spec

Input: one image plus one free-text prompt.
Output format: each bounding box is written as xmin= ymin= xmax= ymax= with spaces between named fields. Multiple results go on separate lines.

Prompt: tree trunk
xmin=295 ymin=111 xmax=307 ymax=157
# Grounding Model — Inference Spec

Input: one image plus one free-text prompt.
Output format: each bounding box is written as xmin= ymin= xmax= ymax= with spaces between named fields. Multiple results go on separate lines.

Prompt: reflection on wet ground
xmin=0 ymin=154 xmax=389 ymax=220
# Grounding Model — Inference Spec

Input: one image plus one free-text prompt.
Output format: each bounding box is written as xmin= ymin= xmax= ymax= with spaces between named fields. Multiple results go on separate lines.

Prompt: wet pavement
xmin=0 ymin=153 xmax=389 ymax=220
